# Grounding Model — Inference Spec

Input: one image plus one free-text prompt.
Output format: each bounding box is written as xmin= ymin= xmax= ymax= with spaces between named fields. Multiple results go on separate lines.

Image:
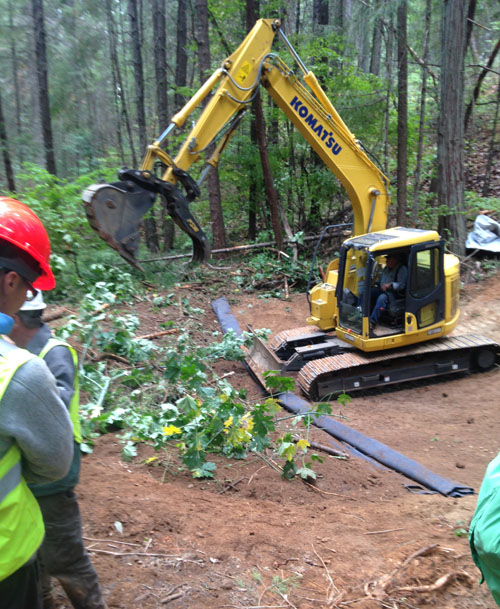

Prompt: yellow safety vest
xmin=38 ymin=338 xmax=82 ymax=444
xmin=0 ymin=348 xmax=45 ymax=581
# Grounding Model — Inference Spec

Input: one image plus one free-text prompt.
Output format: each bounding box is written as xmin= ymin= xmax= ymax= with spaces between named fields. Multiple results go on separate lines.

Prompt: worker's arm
xmin=43 ymin=345 xmax=75 ymax=410
xmin=0 ymin=356 xmax=73 ymax=484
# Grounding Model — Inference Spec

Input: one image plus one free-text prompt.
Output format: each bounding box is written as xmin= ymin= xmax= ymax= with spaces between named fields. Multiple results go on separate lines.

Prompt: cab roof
xmin=344 ymin=227 xmax=441 ymax=252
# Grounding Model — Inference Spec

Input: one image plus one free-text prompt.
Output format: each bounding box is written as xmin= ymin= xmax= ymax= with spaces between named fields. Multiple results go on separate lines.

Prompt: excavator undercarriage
xmin=246 ymin=327 xmax=500 ymax=401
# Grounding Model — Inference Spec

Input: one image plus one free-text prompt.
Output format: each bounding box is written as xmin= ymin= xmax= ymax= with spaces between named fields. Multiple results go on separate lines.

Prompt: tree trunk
xmin=253 ymin=93 xmax=283 ymax=251
xmin=382 ymin=5 xmax=394 ymax=177
xmin=313 ymin=0 xmax=329 ymax=32
xmin=410 ymin=0 xmax=431 ymax=226
xmin=396 ymin=0 xmax=407 ymax=227
xmin=437 ymin=0 xmax=467 ymax=256
xmin=31 ymin=0 xmax=57 ymax=175
xmin=128 ymin=0 xmax=147 ymax=155
xmin=196 ymin=0 xmax=227 ymax=250
xmin=175 ymin=0 xmax=188 ymax=109
xmin=105 ymin=0 xmax=137 ymax=166
xmin=128 ymin=0 xmax=159 ymax=252
xmin=8 ymin=0 xmax=22 ymax=166
xmin=152 ymin=0 xmax=168 ymax=131
xmin=246 ymin=0 xmax=259 ymax=242
xmin=152 ymin=0 xmax=175 ymax=250
xmin=369 ymin=2 xmax=383 ymax=76
xmin=0 ymin=90 xmax=16 ymax=192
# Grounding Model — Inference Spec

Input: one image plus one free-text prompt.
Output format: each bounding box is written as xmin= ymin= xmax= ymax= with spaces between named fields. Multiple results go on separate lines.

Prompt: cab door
xmin=405 ymin=240 xmax=445 ymax=328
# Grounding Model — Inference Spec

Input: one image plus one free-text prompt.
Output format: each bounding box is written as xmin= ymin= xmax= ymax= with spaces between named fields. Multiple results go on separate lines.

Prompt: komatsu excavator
xmin=83 ymin=18 xmax=499 ymax=400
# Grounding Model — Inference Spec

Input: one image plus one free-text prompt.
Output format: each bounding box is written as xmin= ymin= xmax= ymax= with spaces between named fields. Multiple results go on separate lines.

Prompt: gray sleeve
xmin=0 ymin=357 xmax=74 ymax=484
xmin=43 ymin=345 xmax=75 ymax=411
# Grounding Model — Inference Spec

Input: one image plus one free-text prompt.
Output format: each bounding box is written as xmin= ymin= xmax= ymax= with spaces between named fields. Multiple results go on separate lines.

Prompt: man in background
xmin=10 ymin=291 xmax=106 ymax=609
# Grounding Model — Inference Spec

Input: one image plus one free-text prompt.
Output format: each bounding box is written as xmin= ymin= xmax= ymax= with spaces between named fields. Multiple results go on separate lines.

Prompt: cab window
xmin=410 ymin=248 xmax=439 ymax=299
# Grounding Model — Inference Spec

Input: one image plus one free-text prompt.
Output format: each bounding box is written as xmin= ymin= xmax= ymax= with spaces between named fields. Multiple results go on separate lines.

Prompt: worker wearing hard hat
xmin=10 ymin=291 xmax=106 ymax=609
xmin=0 ymin=197 xmax=73 ymax=609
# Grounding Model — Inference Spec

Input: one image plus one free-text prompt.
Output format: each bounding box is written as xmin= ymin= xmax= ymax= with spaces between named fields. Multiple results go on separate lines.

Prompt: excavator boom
xmin=83 ymin=18 xmax=389 ymax=266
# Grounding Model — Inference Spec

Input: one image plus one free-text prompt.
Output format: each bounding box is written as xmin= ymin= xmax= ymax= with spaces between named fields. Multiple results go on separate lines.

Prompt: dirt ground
xmin=59 ymin=271 xmax=500 ymax=609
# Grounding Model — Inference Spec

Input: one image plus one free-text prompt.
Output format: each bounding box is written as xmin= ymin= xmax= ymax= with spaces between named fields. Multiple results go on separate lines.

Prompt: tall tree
xmin=246 ymin=0 xmax=283 ymax=250
xmin=105 ymin=0 xmax=137 ymax=166
xmin=195 ymin=0 xmax=227 ymax=250
xmin=152 ymin=0 xmax=168 ymax=131
xmin=396 ymin=0 xmax=408 ymax=226
xmin=151 ymin=0 xmax=174 ymax=250
xmin=175 ymin=0 xmax=188 ymax=110
xmin=411 ymin=0 xmax=432 ymax=226
xmin=437 ymin=0 xmax=467 ymax=256
xmin=369 ymin=2 xmax=383 ymax=76
xmin=31 ymin=0 xmax=57 ymax=175
xmin=128 ymin=0 xmax=159 ymax=252
xmin=7 ymin=0 xmax=22 ymax=165
xmin=0 ymin=90 xmax=16 ymax=192
xmin=128 ymin=0 xmax=147 ymax=156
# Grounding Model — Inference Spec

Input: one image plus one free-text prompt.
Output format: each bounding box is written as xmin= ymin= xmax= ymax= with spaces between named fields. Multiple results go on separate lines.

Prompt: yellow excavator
xmin=83 ymin=18 xmax=499 ymax=400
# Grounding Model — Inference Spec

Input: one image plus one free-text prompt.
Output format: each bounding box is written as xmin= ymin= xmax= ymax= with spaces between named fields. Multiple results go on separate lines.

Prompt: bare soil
xmin=56 ymin=272 xmax=500 ymax=609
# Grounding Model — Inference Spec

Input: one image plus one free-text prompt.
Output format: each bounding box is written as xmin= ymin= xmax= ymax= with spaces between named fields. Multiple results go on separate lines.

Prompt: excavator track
xmin=297 ymin=334 xmax=500 ymax=401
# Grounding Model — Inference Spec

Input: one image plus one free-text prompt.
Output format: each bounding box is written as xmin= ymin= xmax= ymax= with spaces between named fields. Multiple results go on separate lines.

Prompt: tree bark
xmin=8 ymin=0 xmax=22 ymax=166
xmin=175 ymin=0 xmax=188 ymax=109
xmin=105 ymin=0 xmax=137 ymax=166
xmin=411 ymin=0 xmax=431 ymax=226
xmin=0 ymin=90 xmax=16 ymax=192
xmin=31 ymin=0 xmax=57 ymax=175
xmin=128 ymin=0 xmax=159 ymax=252
xmin=128 ymin=0 xmax=147 ymax=155
xmin=253 ymin=93 xmax=283 ymax=251
xmin=152 ymin=0 xmax=175 ymax=250
xmin=437 ymin=0 xmax=467 ymax=256
xmin=369 ymin=4 xmax=383 ymax=76
xmin=152 ymin=0 xmax=168 ymax=131
xmin=246 ymin=0 xmax=259 ymax=242
xmin=196 ymin=0 xmax=227 ymax=250
xmin=382 ymin=4 xmax=394 ymax=177
xmin=396 ymin=0 xmax=408 ymax=227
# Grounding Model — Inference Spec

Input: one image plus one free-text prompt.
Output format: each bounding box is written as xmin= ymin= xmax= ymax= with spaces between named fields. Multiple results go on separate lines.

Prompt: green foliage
xmin=465 ymin=192 xmax=500 ymax=218
xmin=62 ymin=280 xmax=350 ymax=481
xmin=236 ymin=249 xmax=311 ymax=295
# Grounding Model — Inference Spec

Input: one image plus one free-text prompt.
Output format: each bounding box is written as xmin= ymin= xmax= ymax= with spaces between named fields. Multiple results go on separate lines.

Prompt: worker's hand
xmin=382 ymin=283 xmax=392 ymax=291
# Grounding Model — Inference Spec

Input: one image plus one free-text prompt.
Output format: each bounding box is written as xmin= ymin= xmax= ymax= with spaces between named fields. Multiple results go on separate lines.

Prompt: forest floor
xmin=52 ymin=268 xmax=500 ymax=609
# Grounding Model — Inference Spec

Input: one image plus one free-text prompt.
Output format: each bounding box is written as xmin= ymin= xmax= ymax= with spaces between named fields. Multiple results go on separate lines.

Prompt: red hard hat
xmin=0 ymin=197 xmax=55 ymax=290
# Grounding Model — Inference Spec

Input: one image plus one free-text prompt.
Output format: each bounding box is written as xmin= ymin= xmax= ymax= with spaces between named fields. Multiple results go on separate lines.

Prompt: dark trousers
xmin=0 ymin=558 xmax=42 ymax=609
xmin=36 ymin=490 xmax=106 ymax=609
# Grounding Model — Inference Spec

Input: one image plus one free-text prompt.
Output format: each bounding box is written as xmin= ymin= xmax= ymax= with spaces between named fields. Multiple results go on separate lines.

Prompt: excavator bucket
xmin=83 ymin=169 xmax=211 ymax=269
xmin=83 ymin=181 xmax=156 ymax=270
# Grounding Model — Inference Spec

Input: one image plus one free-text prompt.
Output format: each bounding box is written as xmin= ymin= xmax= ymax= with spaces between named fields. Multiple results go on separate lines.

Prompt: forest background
xmin=0 ymin=1 xmax=499 ymax=473
xmin=0 ymin=0 xmax=499 ymax=281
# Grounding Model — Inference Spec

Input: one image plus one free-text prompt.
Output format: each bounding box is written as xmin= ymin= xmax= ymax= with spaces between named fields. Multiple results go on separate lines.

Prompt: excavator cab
xmin=334 ymin=228 xmax=456 ymax=352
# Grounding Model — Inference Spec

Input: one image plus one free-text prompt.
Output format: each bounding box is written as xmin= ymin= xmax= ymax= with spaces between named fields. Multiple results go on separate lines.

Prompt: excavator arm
xmin=83 ymin=18 xmax=390 ymax=268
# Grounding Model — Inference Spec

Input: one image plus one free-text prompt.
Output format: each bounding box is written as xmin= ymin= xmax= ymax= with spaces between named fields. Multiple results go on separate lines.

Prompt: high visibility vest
xmin=38 ymin=338 xmax=82 ymax=444
xmin=0 ymin=348 xmax=45 ymax=581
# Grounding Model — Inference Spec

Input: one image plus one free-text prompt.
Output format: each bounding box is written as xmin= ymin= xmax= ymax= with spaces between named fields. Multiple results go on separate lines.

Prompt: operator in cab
xmin=369 ymin=254 xmax=408 ymax=330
